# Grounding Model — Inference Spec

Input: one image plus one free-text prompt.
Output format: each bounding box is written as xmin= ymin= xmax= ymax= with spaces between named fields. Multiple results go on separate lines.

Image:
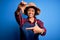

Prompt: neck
xmin=28 ymin=17 xmax=35 ymax=23
xmin=29 ymin=17 xmax=34 ymax=19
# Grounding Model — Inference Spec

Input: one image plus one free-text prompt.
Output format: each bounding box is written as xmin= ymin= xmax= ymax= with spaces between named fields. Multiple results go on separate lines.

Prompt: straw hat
xmin=24 ymin=2 xmax=40 ymax=15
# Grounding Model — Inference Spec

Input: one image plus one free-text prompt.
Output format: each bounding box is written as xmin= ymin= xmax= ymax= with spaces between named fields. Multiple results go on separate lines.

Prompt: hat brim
xmin=24 ymin=6 xmax=40 ymax=15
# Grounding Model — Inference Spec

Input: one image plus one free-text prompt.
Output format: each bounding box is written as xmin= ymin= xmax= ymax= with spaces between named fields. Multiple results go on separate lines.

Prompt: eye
xmin=28 ymin=10 xmax=30 ymax=12
xmin=32 ymin=9 xmax=35 ymax=12
xmin=27 ymin=8 xmax=35 ymax=13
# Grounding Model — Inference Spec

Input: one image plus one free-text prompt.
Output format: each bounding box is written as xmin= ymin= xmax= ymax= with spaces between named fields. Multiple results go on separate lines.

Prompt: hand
xmin=26 ymin=25 xmax=44 ymax=34
xmin=18 ymin=1 xmax=27 ymax=13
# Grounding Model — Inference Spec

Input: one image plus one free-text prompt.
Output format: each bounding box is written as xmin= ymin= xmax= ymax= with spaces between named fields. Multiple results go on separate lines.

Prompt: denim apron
xmin=20 ymin=21 xmax=39 ymax=40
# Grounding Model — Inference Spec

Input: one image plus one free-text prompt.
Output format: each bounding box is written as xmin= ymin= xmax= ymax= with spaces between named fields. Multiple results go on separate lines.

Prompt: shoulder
xmin=37 ymin=19 xmax=43 ymax=24
xmin=36 ymin=19 xmax=44 ymax=27
xmin=22 ymin=18 xmax=27 ymax=23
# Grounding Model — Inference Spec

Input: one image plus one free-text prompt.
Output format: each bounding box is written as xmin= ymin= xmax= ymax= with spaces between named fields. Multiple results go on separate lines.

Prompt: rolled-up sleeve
xmin=37 ymin=20 xmax=46 ymax=36
xmin=15 ymin=8 xmax=26 ymax=27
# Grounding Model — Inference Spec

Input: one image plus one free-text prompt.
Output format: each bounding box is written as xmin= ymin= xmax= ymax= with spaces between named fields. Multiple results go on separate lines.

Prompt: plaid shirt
xmin=15 ymin=11 xmax=46 ymax=36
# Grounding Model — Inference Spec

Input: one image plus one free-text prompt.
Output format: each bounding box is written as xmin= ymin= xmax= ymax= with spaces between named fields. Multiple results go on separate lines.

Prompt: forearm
xmin=15 ymin=7 xmax=22 ymax=25
xmin=15 ymin=7 xmax=21 ymax=15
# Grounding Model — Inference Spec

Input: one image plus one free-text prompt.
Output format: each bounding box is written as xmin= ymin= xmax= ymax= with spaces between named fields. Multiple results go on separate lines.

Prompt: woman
xmin=15 ymin=1 xmax=46 ymax=40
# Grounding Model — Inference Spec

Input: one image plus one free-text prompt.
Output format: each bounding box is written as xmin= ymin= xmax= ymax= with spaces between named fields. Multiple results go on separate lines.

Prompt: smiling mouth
xmin=29 ymin=13 xmax=33 ymax=15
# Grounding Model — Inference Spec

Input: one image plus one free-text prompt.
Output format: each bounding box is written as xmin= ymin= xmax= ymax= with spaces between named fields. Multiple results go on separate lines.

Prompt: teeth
xmin=30 ymin=14 xmax=32 ymax=15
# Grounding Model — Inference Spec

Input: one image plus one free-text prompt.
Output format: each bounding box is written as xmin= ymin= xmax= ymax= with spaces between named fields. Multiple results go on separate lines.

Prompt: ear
xmin=37 ymin=8 xmax=41 ymax=15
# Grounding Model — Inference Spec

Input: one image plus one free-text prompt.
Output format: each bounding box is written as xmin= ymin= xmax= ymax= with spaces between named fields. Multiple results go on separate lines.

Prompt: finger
xmin=26 ymin=27 xmax=34 ymax=30
xmin=21 ymin=1 xmax=27 ymax=5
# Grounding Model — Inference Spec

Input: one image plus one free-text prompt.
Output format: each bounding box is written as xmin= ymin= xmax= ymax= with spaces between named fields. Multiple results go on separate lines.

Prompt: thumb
xmin=35 ymin=21 xmax=38 ymax=26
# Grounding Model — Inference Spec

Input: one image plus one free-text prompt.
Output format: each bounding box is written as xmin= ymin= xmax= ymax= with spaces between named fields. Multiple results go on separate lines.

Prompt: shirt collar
xmin=26 ymin=17 xmax=37 ymax=24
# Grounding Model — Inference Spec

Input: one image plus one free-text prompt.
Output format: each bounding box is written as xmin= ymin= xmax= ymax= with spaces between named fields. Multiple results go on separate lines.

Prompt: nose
xmin=29 ymin=11 xmax=33 ymax=14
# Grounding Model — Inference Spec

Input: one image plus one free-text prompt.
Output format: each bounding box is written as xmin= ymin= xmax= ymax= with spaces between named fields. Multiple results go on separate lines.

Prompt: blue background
xmin=0 ymin=0 xmax=60 ymax=40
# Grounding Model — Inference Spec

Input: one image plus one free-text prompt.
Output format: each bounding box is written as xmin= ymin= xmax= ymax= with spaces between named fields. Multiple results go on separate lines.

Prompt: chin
xmin=28 ymin=16 xmax=34 ymax=18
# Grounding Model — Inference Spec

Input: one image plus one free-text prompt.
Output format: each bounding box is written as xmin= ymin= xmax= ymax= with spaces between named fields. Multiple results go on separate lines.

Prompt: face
xmin=27 ymin=8 xmax=35 ymax=18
